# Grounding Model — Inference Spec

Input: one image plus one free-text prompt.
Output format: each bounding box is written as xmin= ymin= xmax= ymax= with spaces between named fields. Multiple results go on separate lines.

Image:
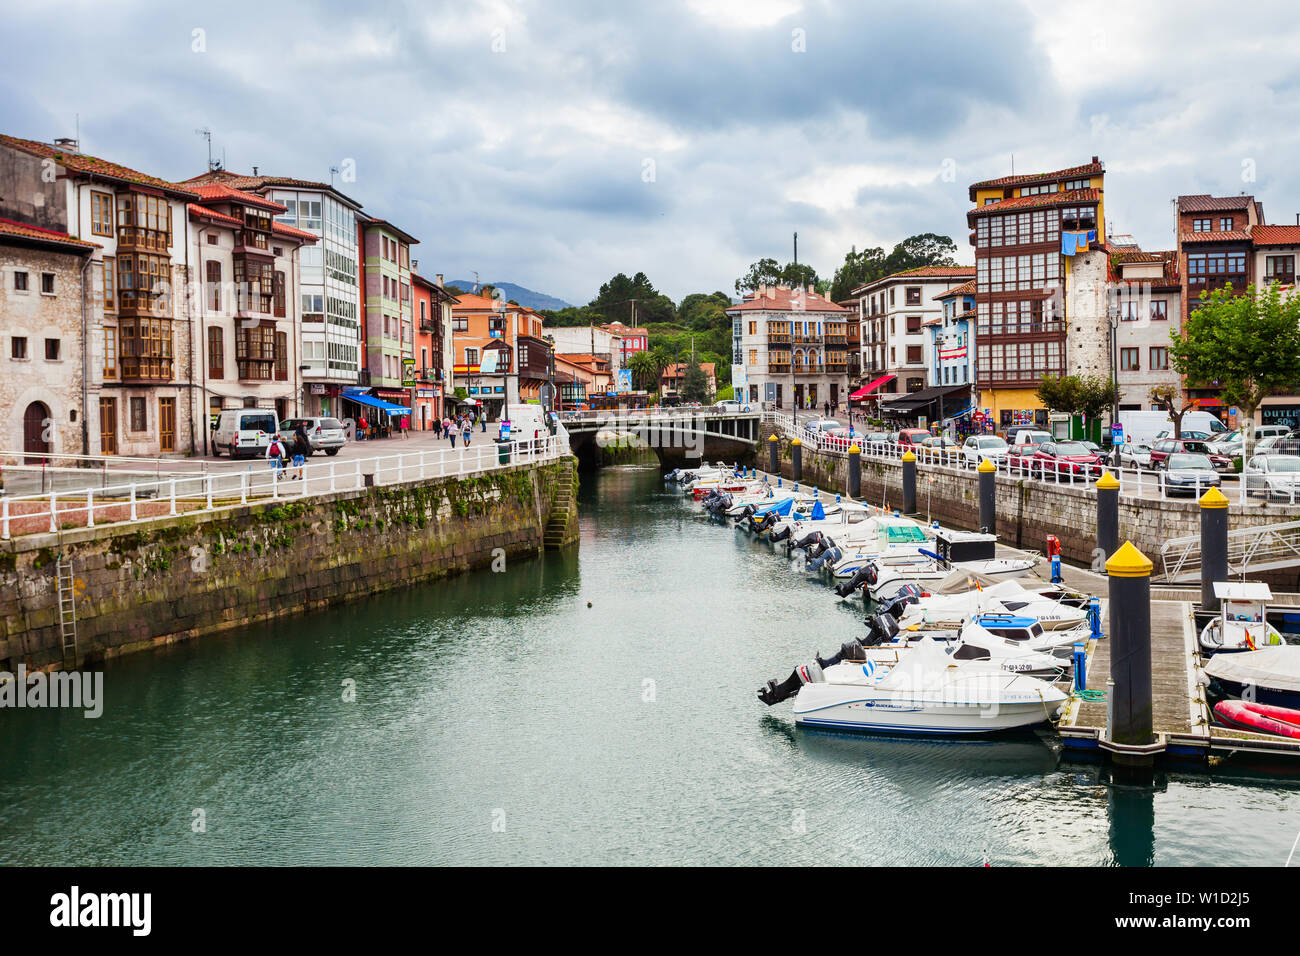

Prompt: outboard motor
xmin=768 ymin=523 xmax=792 ymax=542
xmin=864 ymin=611 xmax=901 ymax=645
xmin=834 ymin=564 xmax=874 ymax=598
xmin=790 ymin=531 xmax=823 ymax=554
xmin=732 ymin=503 xmax=757 ymax=524
xmin=807 ymin=545 xmax=842 ymax=573
xmin=757 ymin=658 xmax=826 ymax=707
xmin=880 ymin=592 xmax=920 ymax=620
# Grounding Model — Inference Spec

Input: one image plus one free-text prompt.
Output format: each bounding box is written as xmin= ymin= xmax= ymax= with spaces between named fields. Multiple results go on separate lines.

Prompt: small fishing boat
xmin=1204 ymin=645 xmax=1300 ymax=710
xmin=1199 ymin=582 xmax=1285 ymax=655
xmin=784 ymin=638 xmax=1067 ymax=736
xmin=1213 ymin=700 xmax=1300 ymax=739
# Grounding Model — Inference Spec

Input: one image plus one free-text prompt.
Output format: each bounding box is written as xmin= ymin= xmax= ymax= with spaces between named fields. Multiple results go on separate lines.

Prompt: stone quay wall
xmin=0 ymin=457 xmax=578 ymax=671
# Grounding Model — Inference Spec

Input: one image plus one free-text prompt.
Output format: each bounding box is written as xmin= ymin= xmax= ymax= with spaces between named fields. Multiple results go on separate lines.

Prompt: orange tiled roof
xmin=969 ymin=159 xmax=1103 ymax=193
xmin=932 ymin=278 xmax=976 ymax=301
xmin=271 ymin=221 xmax=318 ymax=243
xmin=183 ymin=169 xmax=364 ymax=209
xmin=968 ymin=187 xmax=1099 ymax=220
xmin=1179 ymin=230 xmax=1251 ymax=244
xmin=188 ymin=203 xmax=242 ymax=228
xmin=1177 ymin=194 xmax=1254 ymax=213
xmin=1107 ymin=249 xmax=1180 ymax=287
xmin=0 ymin=134 xmax=199 ymax=198
xmin=191 ymin=182 xmax=286 ymax=213
xmin=662 ymin=362 xmax=716 ymax=376
xmin=1252 ymin=225 xmax=1300 ymax=246
xmin=851 ymin=265 xmax=975 ymax=296
xmin=0 ymin=216 xmax=98 ymax=251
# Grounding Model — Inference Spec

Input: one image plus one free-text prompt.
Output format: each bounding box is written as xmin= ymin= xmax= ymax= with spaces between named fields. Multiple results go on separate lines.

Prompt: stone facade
xmin=0 ymin=241 xmax=91 ymax=455
xmin=0 ymin=457 xmax=578 ymax=671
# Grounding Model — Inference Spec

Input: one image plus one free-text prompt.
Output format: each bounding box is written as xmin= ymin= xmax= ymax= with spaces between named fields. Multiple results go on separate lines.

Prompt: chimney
xmin=435 ymin=273 xmax=443 ymax=287
xmin=53 ymin=137 xmax=79 ymax=154
xmin=252 ymin=165 xmax=259 ymax=176
xmin=411 ymin=258 xmax=419 ymax=272
xmin=807 ymin=283 xmax=814 ymax=294
xmin=1092 ymin=155 xmax=1099 ymax=164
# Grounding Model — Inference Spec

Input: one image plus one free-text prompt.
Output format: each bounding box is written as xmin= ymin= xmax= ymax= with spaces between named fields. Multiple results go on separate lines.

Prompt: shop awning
xmin=880 ymin=384 xmax=970 ymax=415
xmin=343 ymin=393 xmax=412 ymax=415
xmin=849 ymin=374 xmax=895 ymax=400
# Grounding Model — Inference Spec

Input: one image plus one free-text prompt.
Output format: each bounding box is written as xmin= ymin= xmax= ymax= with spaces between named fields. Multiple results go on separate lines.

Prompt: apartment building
xmin=186 ymin=170 xmax=365 ymax=419
xmin=928 ymin=279 xmax=976 ymax=390
xmin=0 ymin=218 xmax=97 ymax=455
xmin=451 ymin=291 xmax=553 ymax=417
xmin=0 ymin=134 xmax=201 ymax=456
xmin=411 ymin=271 xmax=458 ymax=428
xmin=187 ymin=183 xmax=316 ymax=446
xmin=853 ymin=266 xmax=975 ymax=404
xmin=358 ymin=217 xmax=417 ymax=415
xmin=726 ymin=284 xmax=850 ymax=410
xmin=968 ymin=157 xmax=1105 ymax=431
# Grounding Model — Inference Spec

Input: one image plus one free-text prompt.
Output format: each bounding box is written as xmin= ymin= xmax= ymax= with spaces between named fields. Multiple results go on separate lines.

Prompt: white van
xmin=504 ymin=404 xmax=560 ymax=448
xmin=1120 ymin=410 xmax=1226 ymax=444
xmin=211 ymin=408 xmax=279 ymax=459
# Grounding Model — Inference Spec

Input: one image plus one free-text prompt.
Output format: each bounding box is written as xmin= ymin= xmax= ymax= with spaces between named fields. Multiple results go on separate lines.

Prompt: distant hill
xmin=448 ymin=280 xmax=572 ymax=312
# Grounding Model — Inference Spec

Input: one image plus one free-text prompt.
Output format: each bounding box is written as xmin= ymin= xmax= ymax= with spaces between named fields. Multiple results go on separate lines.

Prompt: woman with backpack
xmin=266 ymin=434 xmax=287 ymax=477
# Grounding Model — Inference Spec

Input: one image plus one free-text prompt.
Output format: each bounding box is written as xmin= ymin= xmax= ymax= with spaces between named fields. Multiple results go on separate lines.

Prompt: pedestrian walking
xmin=357 ymin=415 xmax=368 ymax=442
xmin=400 ymin=414 xmax=410 ymax=439
xmin=461 ymin=415 xmax=473 ymax=448
xmin=291 ymin=421 xmax=310 ymax=481
xmin=447 ymin=417 xmax=458 ymax=448
xmin=266 ymin=434 xmax=287 ymax=477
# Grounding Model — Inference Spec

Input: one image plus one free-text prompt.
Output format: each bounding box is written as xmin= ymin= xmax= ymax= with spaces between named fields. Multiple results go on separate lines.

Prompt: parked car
xmin=1030 ymin=440 xmax=1105 ymax=479
xmin=961 ymin=435 xmax=1009 ymax=466
xmin=1207 ymin=430 xmax=1242 ymax=457
xmin=1160 ymin=452 xmax=1222 ymax=497
xmin=1154 ymin=429 xmax=1214 ymax=442
xmin=863 ymin=432 xmax=892 ymax=449
xmin=896 ymin=428 xmax=931 ymax=449
xmin=1244 ymin=454 xmax=1300 ymax=500
xmin=279 ymin=417 xmax=348 ymax=456
xmin=211 ymin=408 xmax=279 ymax=459
xmin=1005 ymin=443 xmax=1040 ymax=471
xmin=820 ymin=427 xmax=853 ymax=451
xmin=917 ymin=435 xmax=960 ymax=462
xmin=714 ymin=399 xmax=752 ymax=412
xmin=1150 ymin=438 xmax=1233 ymax=472
xmin=1116 ymin=440 xmax=1154 ymax=470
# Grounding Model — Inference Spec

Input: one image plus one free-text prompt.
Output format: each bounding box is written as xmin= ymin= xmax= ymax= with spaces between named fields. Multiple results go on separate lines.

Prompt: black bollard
xmin=848 ymin=443 xmax=861 ymax=499
xmin=1105 ymin=541 xmax=1155 ymax=760
xmin=1200 ymin=486 xmax=1229 ymax=612
xmin=1096 ymin=471 xmax=1119 ymax=566
xmin=901 ymin=450 xmax=917 ymax=515
xmin=791 ymin=438 xmax=803 ymax=483
xmin=768 ymin=433 xmax=779 ymax=476
xmin=977 ymin=457 xmax=996 ymax=535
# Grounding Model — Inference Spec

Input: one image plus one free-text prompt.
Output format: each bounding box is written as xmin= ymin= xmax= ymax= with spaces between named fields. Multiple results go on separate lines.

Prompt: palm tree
xmin=650 ymin=348 xmax=673 ymax=397
xmin=628 ymin=350 xmax=657 ymax=390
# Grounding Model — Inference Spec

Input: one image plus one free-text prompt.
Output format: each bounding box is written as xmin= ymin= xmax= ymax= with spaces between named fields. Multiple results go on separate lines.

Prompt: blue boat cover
xmin=974 ymin=614 xmax=1037 ymax=627
xmin=811 ymin=500 xmax=826 ymax=520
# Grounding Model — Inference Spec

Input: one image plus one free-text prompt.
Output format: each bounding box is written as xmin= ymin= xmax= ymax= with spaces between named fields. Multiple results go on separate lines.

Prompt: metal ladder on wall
xmin=56 ymin=553 xmax=79 ymax=668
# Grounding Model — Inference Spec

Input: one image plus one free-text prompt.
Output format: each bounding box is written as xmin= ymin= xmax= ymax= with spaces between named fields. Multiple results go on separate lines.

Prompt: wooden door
xmin=23 ymin=402 xmax=51 ymax=461
xmin=158 ymin=397 xmax=176 ymax=453
xmin=99 ymin=397 xmax=118 ymax=455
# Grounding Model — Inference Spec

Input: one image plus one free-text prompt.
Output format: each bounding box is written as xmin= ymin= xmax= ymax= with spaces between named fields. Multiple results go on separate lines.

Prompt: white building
xmin=853 ymin=266 xmax=975 ymax=402
xmin=727 ymin=284 xmax=851 ymax=410
xmin=545 ymin=325 xmax=623 ymax=376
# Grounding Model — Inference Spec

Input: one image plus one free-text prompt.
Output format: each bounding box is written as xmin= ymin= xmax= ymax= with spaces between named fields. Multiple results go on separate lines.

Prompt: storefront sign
xmin=310 ymin=384 xmax=326 ymax=395
xmin=1262 ymin=405 xmax=1300 ymax=429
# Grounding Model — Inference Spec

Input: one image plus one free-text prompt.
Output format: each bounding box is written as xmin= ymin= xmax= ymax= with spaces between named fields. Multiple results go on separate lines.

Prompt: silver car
xmin=1244 ymin=454 xmax=1300 ymax=501
xmin=961 ymin=435 xmax=1008 ymax=466
xmin=280 ymin=417 xmax=348 ymax=456
xmin=1117 ymin=440 xmax=1153 ymax=469
xmin=1160 ymin=452 xmax=1221 ymax=497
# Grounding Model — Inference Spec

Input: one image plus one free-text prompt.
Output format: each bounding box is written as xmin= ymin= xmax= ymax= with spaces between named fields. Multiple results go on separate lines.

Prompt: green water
xmin=2 ymin=464 xmax=1299 ymax=865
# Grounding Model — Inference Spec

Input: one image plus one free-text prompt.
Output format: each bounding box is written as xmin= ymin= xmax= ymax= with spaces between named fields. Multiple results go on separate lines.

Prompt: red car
xmin=1004 ymin=443 xmax=1040 ymax=472
xmin=1030 ymin=440 xmax=1104 ymax=479
xmin=896 ymin=428 xmax=931 ymax=449
xmin=1149 ymin=437 xmax=1233 ymax=472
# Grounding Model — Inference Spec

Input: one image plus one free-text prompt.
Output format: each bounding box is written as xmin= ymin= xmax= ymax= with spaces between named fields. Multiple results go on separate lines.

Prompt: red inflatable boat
xmin=1214 ymin=701 xmax=1300 ymax=739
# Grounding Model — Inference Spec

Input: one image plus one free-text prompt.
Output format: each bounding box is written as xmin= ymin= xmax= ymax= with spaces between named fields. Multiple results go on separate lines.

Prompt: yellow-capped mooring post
xmin=1105 ymin=541 xmax=1156 ymax=764
xmin=1095 ymin=470 xmax=1119 ymax=565
xmin=977 ymin=456 xmax=996 ymax=535
xmin=848 ymin=443 xmax=861 ymax=499
xmin=767 ymin=433 xmax=779 ymax=475
xmin=1200 ymin=485 xmax=1229 ymax=612
xmin=895 ymin=448 xmax=914 ymax=514
xmin=791 ymin=437 xmax=802 ymax=483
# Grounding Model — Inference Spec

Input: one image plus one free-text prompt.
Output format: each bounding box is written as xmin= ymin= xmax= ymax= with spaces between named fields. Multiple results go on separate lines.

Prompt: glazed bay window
xmin=117 ymin=253 xmax=171 ymax=314
xmin=236 ymin=322 xmax=276 ymax=380
xmin=90 ymin=191 xmax=114 ymax=236
xmin=208 ymin=326 xmax=224 ymax=379
xmin=116 ymin=193 xmax=172 ymax=251
xmin=234 ymin=257 xmax=274 ymax=313
xmin=119 ymin=317 xmax=174 ymax=381
xmin=103 ymin=326 xmax=117 ymax=378
xmin=206 ymin=260 xmax=221 ymax=311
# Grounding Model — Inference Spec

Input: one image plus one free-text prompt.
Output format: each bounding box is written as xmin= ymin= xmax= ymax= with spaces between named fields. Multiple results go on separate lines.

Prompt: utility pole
xmin=793 ymin=231 xmax=798 ymax=267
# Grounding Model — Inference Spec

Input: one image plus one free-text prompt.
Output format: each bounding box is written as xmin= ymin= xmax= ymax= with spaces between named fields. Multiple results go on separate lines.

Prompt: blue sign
xmin=1111 ymin=423 xmax=1124 ymax=444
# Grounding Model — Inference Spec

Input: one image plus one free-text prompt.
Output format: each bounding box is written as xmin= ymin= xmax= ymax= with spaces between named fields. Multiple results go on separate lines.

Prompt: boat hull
xmin=792 ymin=686 xmax=1059 ymax=735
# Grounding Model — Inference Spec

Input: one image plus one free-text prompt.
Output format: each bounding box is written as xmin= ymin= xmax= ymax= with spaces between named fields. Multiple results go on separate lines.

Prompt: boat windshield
xmin=884 ymin=525 xmax=929 ymax=544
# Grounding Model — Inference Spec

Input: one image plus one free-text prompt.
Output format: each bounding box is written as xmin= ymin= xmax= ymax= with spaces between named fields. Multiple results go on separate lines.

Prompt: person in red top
xmin=357 ymin=415 xmax=368 ymax=441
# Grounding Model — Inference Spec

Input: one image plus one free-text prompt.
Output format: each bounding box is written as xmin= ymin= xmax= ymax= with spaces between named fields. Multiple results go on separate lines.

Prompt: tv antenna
xmin=195 ymin=128 xmax=222 ymax=171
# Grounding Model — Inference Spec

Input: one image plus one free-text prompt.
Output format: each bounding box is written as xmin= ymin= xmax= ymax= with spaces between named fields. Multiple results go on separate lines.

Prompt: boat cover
xmin=876 ymin=638 xmax=957 ymax=691
xmin=1205 ymin=646 xmax=1300 ymax=693
xmin=810 ymin=500 xmax=825 ymax=520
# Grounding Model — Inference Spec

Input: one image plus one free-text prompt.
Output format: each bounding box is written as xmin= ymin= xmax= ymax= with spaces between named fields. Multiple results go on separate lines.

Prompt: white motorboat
xmin=768 ymin=500 xmax=874 ymax=541
xmin=894 ymin=579 xmax=1090 ymax=631
xmin=866 ymin=555 xmax=1036 ymax=603
xmin=1199 ymin=582 xmax=1285 ymax=655
xmin=788 ymin=638 xmax=1067 ymax=735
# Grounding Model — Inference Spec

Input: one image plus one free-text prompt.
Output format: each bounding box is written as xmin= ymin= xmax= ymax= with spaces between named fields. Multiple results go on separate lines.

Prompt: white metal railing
xmin=0 ymin=435 xmax=568 ymax=540
xmin=759 ymin=411 xmax=1285 ymax=510
xmin=1160 ymin=519 xmax=1300 ymax=582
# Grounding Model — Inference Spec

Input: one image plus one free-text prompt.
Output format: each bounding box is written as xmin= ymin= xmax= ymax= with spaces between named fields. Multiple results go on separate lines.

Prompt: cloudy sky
xmin=4 ymin=0 xmax=1300 ymax=305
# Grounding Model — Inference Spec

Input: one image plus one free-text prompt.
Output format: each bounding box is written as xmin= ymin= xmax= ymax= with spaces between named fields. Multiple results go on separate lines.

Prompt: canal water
xmin=3 ymin=463 xmax=1299 ymax=866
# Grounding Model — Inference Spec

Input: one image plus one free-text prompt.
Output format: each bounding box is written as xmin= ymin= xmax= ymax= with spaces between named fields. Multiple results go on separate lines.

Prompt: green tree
xmin=1170 ymin=281 xmax=1300 ymax=458
xmin=681 ymin=359 xmax=710 ymax=403
xmin=735 ymin=258 xmax=782 ymax=295
xmin=627 ymin=350 xmax=657 ymax=390
xmin=1036 ymin=374 xmax=1082 ymax=414
xmin=1036 ymin=373 xmax=1119 ymax=426
xmin=882 ymin=233 xmax=959 ymax=275
xmin=829 ymin=246 xmax=887 ymax=301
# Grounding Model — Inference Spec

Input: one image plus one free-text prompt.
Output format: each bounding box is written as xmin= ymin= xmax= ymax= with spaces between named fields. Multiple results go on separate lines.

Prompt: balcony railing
xmin=767 ymin=334 xmax=791 ymax=344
